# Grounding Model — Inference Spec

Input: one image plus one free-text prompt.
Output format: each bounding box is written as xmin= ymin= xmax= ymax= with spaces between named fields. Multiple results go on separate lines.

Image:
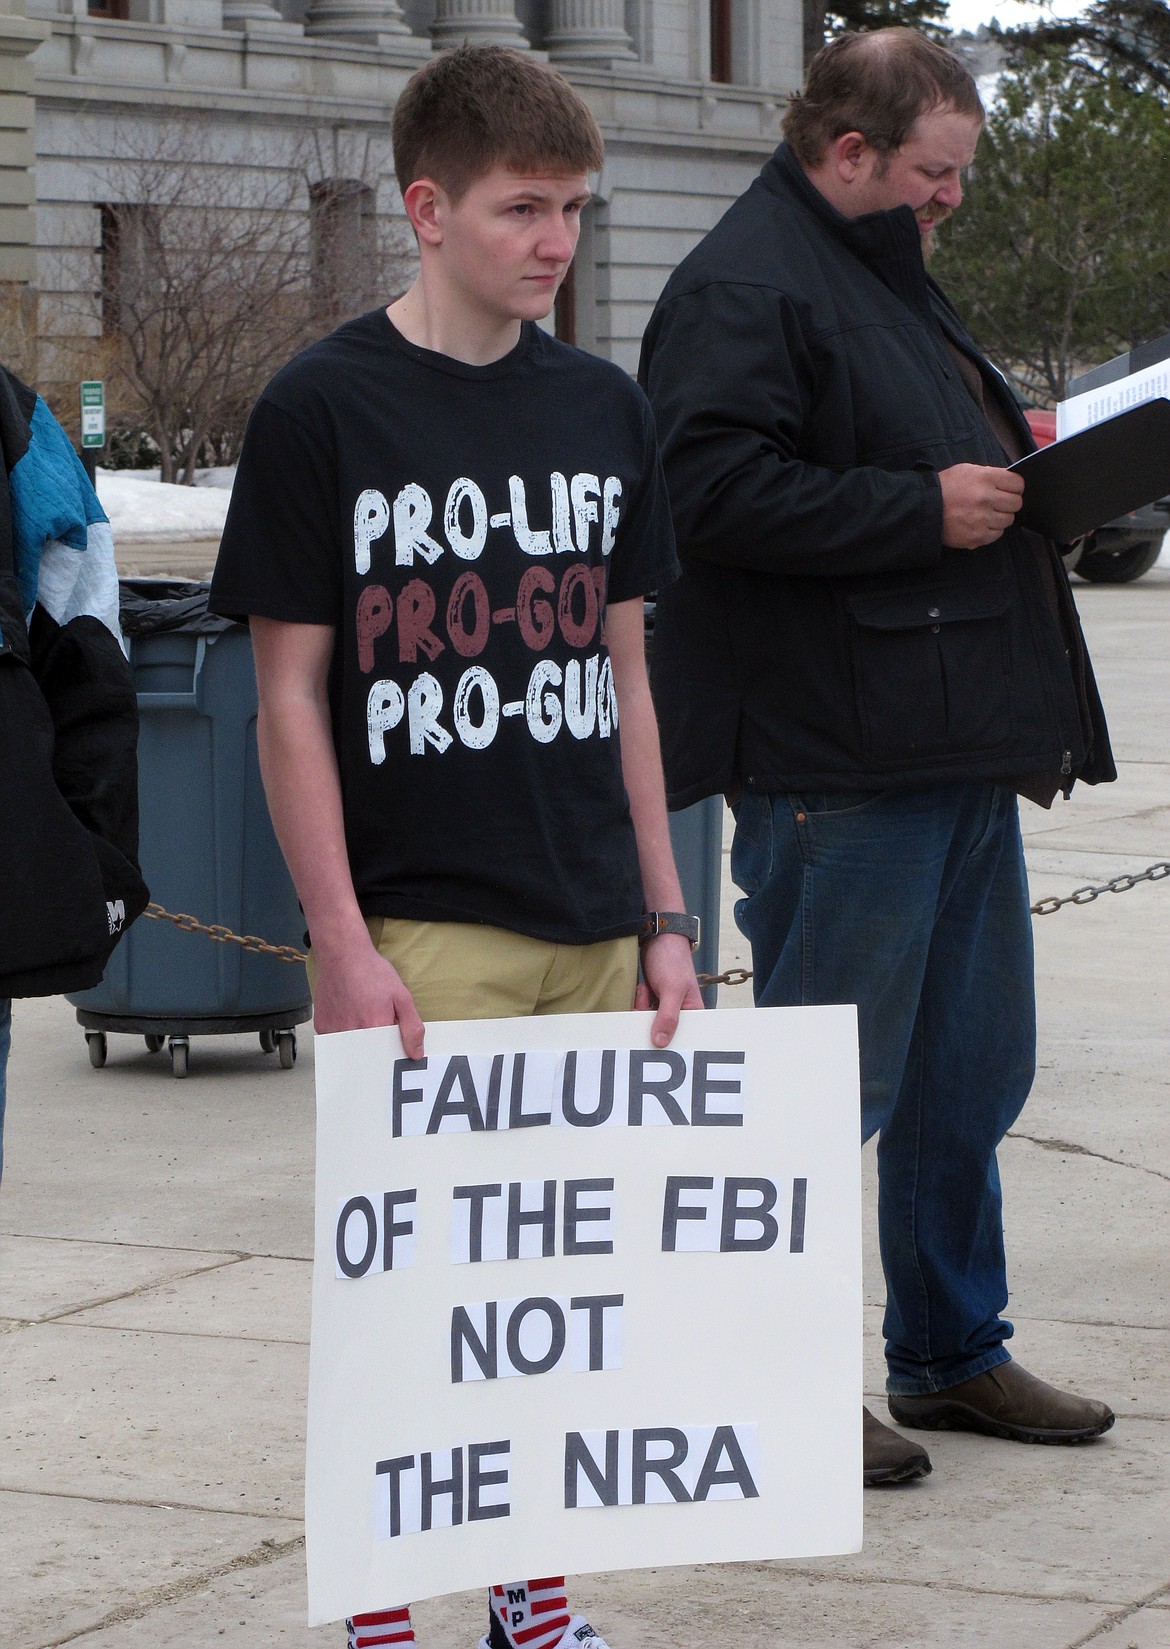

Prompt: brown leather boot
xmin=887 ymin=1362 xmax=1115 ymax=1443
xmin=863 ymin=1405 xmax=932 ymax=1485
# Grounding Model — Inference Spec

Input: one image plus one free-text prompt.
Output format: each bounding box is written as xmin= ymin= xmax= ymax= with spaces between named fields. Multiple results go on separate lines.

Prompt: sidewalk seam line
xmin=0 ymin=1233 xmax=312 ymax=1262
xmin=5 ymin=1317 xmax=310 ymax=1345
xmin=0 ymin=1483 xmax=302 ymax=1519
xmin=724 ymin=1566 xmax=1164 ymax=1607
xmin=33 ymin=1533 xmax=306 ymax=1648
xmin=4 ymin=1254 xmax=253 ymax=1325
xmin=1006 ymin=1130 xmax=1170 ymax=1183
xmin=1060 ymin=1578 xmax=1170 ymax=1647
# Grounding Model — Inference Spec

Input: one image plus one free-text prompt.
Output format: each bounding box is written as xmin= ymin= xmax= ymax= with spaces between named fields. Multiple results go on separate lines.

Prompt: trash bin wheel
xmin=87 ymin=1031 xmax=107 ymax=1069
xmin=169 ymin=1037 xmax=190 ymax=1078
xmin=259 ymin=1029 xmax=277 ymax=1054
xmin=277 ymin=1030 xmax=297 ymax=1070
xmin=144 ymin=1034 xmax=165 ymax=1053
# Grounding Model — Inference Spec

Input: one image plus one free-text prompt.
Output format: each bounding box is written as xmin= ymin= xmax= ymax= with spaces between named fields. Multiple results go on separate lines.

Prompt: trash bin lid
xmin=118 ymin=579 xmax=235 ymax=638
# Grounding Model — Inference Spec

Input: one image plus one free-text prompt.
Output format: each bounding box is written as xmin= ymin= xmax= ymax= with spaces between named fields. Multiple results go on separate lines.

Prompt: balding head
xmin=783 ymin=28 xmax=983 ymax=169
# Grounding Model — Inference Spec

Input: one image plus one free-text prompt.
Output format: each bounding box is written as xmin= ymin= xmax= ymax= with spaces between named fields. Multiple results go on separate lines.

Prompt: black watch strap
xmin=639 ymin=911 xmax=701 ymax=949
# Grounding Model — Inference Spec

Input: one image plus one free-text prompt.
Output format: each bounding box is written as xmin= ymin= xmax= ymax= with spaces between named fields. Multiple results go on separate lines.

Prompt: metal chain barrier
xmin=698 ymin=860 xmax=1170 ymax=990
xmin=1027 ymin=860 xmax=1170 ymax=916
xmin=144 ymin=902 xmax=308 ymax=965
xmin=146 ymin=859 xmax=1170 ymax=988
xmin=697 ymin=966 xmax=752 ymax=989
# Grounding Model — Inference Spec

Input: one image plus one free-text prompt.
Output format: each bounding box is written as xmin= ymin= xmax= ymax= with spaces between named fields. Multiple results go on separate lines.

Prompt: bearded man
xmin=640 ymin=27 xmax=1116 ymax=1487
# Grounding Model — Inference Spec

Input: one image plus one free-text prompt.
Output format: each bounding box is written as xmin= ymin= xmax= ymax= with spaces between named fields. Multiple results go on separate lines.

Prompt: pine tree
xmin=994 ymin=0 xmax=1170 ymax=94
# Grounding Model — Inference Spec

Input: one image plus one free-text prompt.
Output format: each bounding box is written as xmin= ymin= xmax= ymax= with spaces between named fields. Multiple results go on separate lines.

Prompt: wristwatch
xmin=638 ymin=911 xmax=701 ymax=949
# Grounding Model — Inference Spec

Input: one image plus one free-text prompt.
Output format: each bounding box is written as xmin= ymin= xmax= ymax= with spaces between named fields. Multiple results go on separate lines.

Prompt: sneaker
xmin=480 ymin=1617 xmax=613 ymax=1649
xmin=557 ymin=1619 xmax=613 ymax=1649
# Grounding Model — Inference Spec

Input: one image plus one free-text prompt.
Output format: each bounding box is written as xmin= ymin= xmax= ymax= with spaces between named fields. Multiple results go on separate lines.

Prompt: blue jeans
xmin=0 ymin=996 xmax=10 ymax=1184
xmin=731 ymin=783 xmax=1035 ymax=1394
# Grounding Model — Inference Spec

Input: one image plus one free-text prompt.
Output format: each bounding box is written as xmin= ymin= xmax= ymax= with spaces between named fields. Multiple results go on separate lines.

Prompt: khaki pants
xmin=308 ymin=916 xmax=638 ymax=1022
xmin=319 ymin=919 xmax=634 ymax=1634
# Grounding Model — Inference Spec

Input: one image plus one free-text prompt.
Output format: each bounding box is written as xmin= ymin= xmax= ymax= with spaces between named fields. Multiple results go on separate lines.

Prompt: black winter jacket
xmin=0 ymin=367 xmax=147 ymax=998
xmin=640 ymin=142 xmax=1114 ymax=808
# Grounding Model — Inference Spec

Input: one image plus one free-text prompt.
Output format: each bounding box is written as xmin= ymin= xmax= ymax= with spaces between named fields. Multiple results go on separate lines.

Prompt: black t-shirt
xmin=210 ymin=310 xmax=679 ymax=944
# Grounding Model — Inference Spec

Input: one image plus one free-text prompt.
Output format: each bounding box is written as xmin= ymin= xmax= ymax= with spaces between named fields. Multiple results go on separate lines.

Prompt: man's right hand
xmin=939 ymin=463 xmax=1025 ymax=548
xmin=310 ymin=942 xmax=426 ymax=1059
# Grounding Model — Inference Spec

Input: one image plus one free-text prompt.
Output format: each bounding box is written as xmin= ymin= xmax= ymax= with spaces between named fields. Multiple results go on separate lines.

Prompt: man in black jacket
xmin=640 ymin=27 xmax=1116 ymax=1486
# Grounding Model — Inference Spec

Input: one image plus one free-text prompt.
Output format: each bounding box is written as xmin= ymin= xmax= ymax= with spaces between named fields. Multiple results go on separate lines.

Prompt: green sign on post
xmin=80 ymin=380 xmax=105 ymax=449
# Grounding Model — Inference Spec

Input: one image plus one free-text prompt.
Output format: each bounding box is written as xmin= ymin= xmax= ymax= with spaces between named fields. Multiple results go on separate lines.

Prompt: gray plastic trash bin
xmin=668 ymin=799 xmax=724 ymax=1008
xmin=643 ymin=598 xmax=723 ymax=1006
xmin=68 ymin=581 xmax=311 ymax=1077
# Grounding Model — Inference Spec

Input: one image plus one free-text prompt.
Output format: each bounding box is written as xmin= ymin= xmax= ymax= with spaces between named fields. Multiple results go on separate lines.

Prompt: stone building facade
xmin=1 ymin=0 xmax=45 ymax=285
xmin=4 ymin=0 xmax=801 ymax=387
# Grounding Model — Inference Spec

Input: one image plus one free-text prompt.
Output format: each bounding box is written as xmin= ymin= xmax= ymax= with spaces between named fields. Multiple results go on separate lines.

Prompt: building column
xmin=222 ymin=0 xmax=301 ymax=32
xmin=545 ymin=0 xmax=635 ymax=64
xmin=430 ymin=0 xmax=529 ymax=50
xmin=304 ymin=0 xmax=415 ymax=45
xmin=0 ymin=0 xmax=46 ymax=287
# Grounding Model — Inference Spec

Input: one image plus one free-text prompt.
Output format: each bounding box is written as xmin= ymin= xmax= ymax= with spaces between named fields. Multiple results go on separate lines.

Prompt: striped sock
xmin=490 ymin=1578 xmax=571 ymax=1649
xmin=347 ymin=1606 xmax=415 ymax=1649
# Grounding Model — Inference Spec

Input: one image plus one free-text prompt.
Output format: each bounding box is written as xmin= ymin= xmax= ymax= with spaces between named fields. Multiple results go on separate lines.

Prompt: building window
xmin=87 ymin=0 xmax=130 ymax=17
xmin=310 ymin=179 xmax=377 ymax=325
xmin=100 ymin=202 xmax=159 ymax=336
xmin=710 ymin=0 xmax=733 ymax=82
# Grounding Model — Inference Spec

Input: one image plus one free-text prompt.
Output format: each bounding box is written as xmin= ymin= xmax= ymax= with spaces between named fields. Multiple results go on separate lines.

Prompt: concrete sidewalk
xmin=2 ymin=573 xmax=1168 ymax=1649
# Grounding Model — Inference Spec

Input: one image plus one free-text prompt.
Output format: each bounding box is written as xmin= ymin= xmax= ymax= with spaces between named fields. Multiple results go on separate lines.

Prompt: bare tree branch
xmin=53 ymin=125 xmax=414 ymax=480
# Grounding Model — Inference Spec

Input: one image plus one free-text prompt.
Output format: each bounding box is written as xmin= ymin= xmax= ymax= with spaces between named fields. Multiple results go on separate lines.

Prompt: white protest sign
xmin=306 ymin=1006 xmax=861 ymax=1625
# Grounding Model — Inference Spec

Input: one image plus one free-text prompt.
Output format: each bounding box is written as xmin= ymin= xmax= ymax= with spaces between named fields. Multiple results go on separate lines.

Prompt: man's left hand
xmin=635 ymin=932 xmax=705 ymax=1047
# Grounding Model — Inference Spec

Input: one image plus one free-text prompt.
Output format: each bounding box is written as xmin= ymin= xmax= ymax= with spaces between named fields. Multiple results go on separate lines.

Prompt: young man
xmin=210 ymin=44 xmax=702 ymax=1649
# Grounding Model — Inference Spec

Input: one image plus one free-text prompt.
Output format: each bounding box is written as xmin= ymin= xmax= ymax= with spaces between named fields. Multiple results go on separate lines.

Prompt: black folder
xmin=1009 ymin=396 xmax=1170 ymax=541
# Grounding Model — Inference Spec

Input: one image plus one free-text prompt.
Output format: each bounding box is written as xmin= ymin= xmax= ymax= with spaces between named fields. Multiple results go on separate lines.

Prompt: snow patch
xmin=96 ymin=469 xmax=233 ymax=537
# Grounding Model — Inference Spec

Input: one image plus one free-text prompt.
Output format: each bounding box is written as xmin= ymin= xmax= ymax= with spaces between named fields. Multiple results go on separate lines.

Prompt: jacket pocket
xmin=845 ymin=582 xmax=1015 ymax=765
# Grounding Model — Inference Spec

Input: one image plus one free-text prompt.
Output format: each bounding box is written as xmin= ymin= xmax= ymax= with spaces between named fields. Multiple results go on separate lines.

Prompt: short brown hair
xmin=392 ymin=45 xmax=604 ymax=202
xmin=783 ymin=28 xmax=983 ymax=168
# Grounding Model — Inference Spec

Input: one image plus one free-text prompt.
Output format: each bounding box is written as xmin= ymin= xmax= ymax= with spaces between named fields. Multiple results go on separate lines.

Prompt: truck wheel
xmin=1075 ymin=535 xmax=1163 ymax=584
